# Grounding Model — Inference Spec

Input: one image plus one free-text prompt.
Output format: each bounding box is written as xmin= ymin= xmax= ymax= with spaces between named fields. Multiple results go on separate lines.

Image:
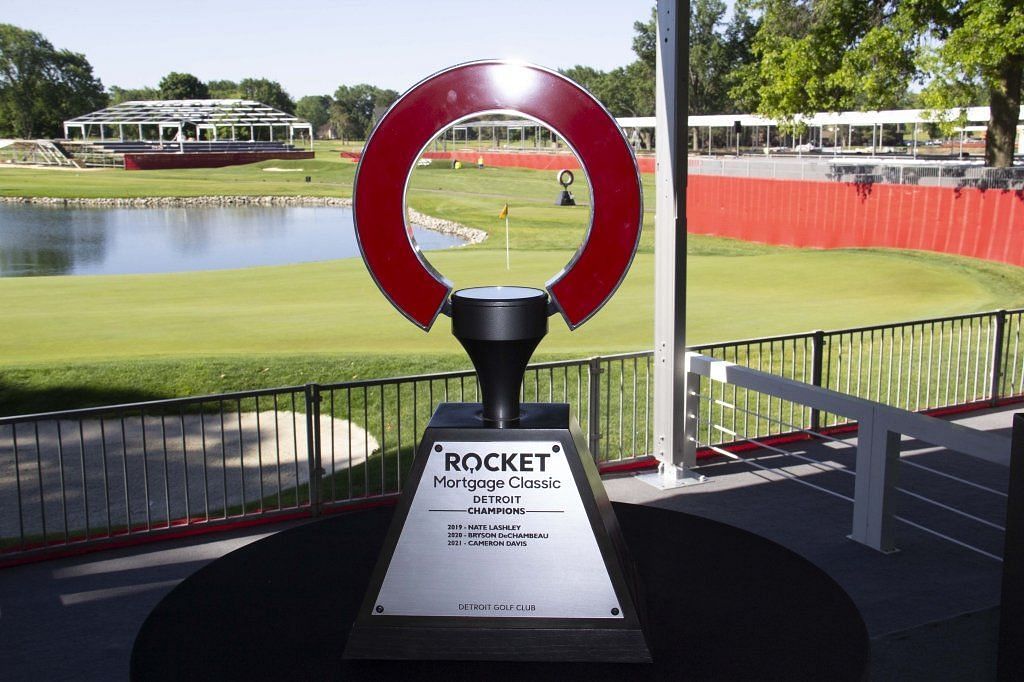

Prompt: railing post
xmin=304 ymin=383 xmax=323 ymax=516
xmin=810 ymin=330 xmax=825 ymax=431
xmin=587 ymin=357 xmax=602 ymax=461
xmin=850 ymin=407 xmax=900 ymax=553
xmin=998 ymin=413 xmax=1024 ymax=680
xmin=991 ymin=310 xmax=1007 ymax=406
xmin=683 ymin=369 xmax=701 ymax=464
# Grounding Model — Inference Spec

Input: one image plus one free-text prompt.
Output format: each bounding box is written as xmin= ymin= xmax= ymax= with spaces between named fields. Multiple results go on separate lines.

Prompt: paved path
xmin=0 ymin=521 xmax=309 ymax=680
xmin=605 ymin=404 xmax=1018 ymax=680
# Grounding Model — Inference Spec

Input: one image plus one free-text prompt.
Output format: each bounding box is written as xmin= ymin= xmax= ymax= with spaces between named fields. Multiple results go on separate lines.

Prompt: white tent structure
xmin=620 ymin=106 xmax=1024 ymax=155
xmin=63 ymin=100 xmax=314 ymax=150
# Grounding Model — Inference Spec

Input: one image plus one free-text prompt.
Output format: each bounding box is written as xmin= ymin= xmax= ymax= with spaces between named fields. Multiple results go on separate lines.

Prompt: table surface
xmin=131 ymin=503 xmax=869 ymax=681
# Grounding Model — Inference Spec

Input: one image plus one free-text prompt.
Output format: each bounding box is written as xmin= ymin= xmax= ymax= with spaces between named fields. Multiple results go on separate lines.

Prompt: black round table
xmin=131 ymin=503 xmax=868 ymax=681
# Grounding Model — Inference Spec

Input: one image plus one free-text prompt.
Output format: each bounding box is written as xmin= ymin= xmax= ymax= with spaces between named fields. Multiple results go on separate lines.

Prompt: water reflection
xmin=0 ymin=204 xmax=465 ymax=277
xmin=0 ymin=208 xmax=108 ymax=275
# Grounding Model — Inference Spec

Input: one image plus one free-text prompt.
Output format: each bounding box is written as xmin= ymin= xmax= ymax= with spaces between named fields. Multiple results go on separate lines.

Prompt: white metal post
xmin=851 ymin=408 xmax=900 ymax=552
xmin=640 ymin=0 xmax=704 ymax=489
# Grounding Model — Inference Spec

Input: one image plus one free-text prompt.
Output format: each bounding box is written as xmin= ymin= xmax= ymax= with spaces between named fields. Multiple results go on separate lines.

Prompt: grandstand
xmin=60 ymin=100 xmax=314 ymax=169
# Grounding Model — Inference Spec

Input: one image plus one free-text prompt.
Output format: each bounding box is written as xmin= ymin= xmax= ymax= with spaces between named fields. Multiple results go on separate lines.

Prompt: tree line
xmin=737 ymin=0 xmax=1023 ymax=167
xmin=2 ymin=4 xmax=1021 ymax=165
xmin=109 ymin=73 xmax=398 ymax=142
xmin=0 ymin=23 xmax=397 ymax=142
xmin=561 ymin=1 xmax=1021 ymax=167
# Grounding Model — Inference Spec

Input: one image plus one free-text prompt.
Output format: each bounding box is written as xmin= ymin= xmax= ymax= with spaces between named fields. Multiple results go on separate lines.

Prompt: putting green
xmin=1 ymin=246 xmax=1018 ymax=366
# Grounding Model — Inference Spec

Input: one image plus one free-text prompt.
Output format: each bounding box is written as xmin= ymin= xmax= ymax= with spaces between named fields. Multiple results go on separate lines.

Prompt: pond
xmin=0 ymin=204 xmax=467 ymax=277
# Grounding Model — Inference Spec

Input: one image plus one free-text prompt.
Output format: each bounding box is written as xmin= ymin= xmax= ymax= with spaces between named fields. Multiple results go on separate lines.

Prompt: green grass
xmin=2 ymin=153 xmax=1024 ymax=416
xmin=5 ymin=248 xmax=1022 ymax=365
xmin=0 ymin=145 xmax=358 ymax=199
xmin=3 ymin=246 xmax=1023 ymax=416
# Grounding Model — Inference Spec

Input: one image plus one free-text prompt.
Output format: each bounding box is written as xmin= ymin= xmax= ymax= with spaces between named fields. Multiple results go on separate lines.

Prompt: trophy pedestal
xmin=343 ymin=402 xmax=650 ymax=662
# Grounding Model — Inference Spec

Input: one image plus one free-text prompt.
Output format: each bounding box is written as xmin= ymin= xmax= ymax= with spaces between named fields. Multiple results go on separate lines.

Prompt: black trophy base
xmin=344 ymin=403 xmax=651 ymax=663
xmin=130 ymin=503 xmax=870 ymax=680
xmin=555 ymin=189 xmax=576 ymax=206
xmin=345 ymin=625 xmax=647 ymax=663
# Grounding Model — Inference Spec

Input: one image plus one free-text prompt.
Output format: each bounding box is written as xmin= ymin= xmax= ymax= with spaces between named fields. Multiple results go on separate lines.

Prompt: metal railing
xmin=689 ymin=156 xmax=1024 ymax=189
xmin=686 ymin=352 xmax=1012 ymax=558
xmin=694 ymin=309 xmax=1024 ymax=448
xmin=2 ymin=307 xmax=1022 ymax=562
xmin=0 ymin=386 xmax=317 ymax=556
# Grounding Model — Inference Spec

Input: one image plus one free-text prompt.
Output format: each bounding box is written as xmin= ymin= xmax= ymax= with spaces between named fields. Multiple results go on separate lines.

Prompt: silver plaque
xmin=373 ymin=441 xmax=622 ymax=619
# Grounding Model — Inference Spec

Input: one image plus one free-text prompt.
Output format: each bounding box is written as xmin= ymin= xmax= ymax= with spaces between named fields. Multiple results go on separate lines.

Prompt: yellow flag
xmin=498 ymin=203 xmax=508 ymax=220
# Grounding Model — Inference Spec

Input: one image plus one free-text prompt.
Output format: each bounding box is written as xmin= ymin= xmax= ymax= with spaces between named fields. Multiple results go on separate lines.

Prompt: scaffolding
xmin=0 ymin=139 xmax=77 ymax=167
xmin=63 ymin=99 xmax=314 ymax=150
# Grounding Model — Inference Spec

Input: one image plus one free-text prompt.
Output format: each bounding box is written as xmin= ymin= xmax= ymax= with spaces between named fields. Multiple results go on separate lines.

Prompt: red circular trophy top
xmin=353 ymin=60 xmax=642 ymax=330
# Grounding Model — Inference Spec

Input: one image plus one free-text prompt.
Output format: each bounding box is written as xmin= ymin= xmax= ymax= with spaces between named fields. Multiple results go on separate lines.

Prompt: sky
xmin=4 ymin=0 xmax=658 ymax=98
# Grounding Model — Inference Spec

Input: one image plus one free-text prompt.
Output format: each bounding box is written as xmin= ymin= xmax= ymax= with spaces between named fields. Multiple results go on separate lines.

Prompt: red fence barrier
xmin=424 ymin=150 xmax=1023 ymax=268
xmin=687 ymin=175 xmax=1024 ymax=268
xmin=422 ymin=150 xmax=656 ymax=173
xmin=125 ymin=150 xmax=314 ymax=171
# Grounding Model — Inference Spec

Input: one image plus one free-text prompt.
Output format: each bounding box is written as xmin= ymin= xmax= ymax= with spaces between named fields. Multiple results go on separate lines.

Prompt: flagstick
xmin=505 ymin=214 xmax=510 ymax=270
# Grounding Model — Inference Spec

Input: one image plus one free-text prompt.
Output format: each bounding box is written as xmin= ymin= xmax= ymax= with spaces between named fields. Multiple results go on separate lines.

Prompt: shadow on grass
xmin=0 ymin=381 xmax=166 ymax=418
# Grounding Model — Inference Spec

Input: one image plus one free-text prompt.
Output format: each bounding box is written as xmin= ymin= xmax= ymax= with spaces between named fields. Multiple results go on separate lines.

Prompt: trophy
xmin=344 ymin=60 xmax=649 ymax=662
xmin=555 ymin=168 xmax=577 ymax=206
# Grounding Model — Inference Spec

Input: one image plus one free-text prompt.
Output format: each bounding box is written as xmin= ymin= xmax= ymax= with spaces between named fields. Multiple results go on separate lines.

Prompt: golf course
xmin=3 ymin=143 xmax=1024 ymax=416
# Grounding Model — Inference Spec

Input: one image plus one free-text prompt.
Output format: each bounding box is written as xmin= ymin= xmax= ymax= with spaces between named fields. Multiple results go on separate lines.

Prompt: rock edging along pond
xmin=0 ymin=195 xmax=488 ymax=245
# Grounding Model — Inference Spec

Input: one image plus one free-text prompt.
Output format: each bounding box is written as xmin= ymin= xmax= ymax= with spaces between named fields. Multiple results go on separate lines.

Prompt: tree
xmin=327 ymin=103 xmax=350 ymax=141
xmin=158 ymin=72 xmax=208 ymax=100
xmin=559 ymin=65 xmax=606 ymax=96
xmin=239 ymin=77 xmax=294 ymax=113
xmin=722 ymin=0 xmax=761 ymax=112
xmin=109 ymin=85 xmax=158 ymax=104
xmin=332 ymin=84 xmax=398 ymax=139
xmin=738 ymin=1 xmax=1023 ymax=166
xmin=628 ymin=3 xmax=755 ymax=116
xmin=689 ymin=0 xmax=731 ymax=114
xmin=918 ymin=1 xmax=1024 ymax=167
xmin=633 ymin=7 xmax=656 ymax=70
xmin=0 ymin=24 xmax=107 ymax=138
xmin=734 ymin=1 xmax=912 ymax=121
xmin=561 ymin=63 xmax=653 ymax=117
xmin=207 ymin=79 xmax=240 ymax=99
xmin=296 ymin=95 xmax=331 ymax=131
